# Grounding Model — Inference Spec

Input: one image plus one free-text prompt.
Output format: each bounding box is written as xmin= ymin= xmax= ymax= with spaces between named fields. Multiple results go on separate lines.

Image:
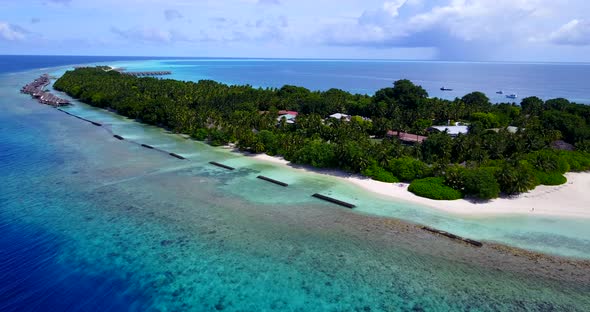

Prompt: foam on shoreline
xmin=250 ymin=153 xmax=590 ymax=219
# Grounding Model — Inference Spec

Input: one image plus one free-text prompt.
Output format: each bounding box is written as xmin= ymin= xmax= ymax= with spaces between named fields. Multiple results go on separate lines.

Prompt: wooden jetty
xmin=209 ymin=161 xmax=235 ymax=170
xmin=21 ymin=74 xmax=70 ymax=107
xmin=312 ymin=193 xmax=356 ymax=208
xmin=421 ymin=226 xmax=483 ymax=247
xmin=257 ymin=175 xmax=288 ymax=187
xmin=122 ymin=71 xmax=172 ymax=77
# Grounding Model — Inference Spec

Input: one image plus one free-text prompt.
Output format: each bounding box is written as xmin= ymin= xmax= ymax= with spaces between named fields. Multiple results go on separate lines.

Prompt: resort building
xmin=278 ymin=110 xmax=299 ymax=116
xmin=429 ymin=125 xmax=469 ymax=137
xmin=328 ymin=113 xmax=351 ymax=121
xmin=487 ymin=126 xmax=520 ymax=134
xmin=506 ymin=126 xmax=519 ymax=133
xmin=277 ymin=114 xmax=297 ymax=124
xmin=551 ymin=140 xmax=575 ymax=151
xmin=386 ymin=131 xmax=427 ymax=145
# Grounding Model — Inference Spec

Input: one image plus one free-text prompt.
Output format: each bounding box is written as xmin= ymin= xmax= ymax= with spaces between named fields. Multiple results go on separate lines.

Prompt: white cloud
xmin=45 ymin=0 xmax=72 ymax=4
xmin=318 ymin=0 xmax=586 ymax=59
xmin=547 ymin=19 xmax=590 ymax=46
xmin=0 ymin=22 xmax=27 ymax=41
xmin=3 ymin=0 xmax=590 ymax=60
xmin=164 ymin=9 xmax=183 ymax=21
xmin=111 ymin=26 xmax=188 ymax=43
xmin=383 ymin=0 xmax=408 ymax=17
xmin=258 ymin=0 xmax=280 ymax=4
xmin=238 ymin=0 xmax=280 ymax=4
xmin=406 ymin=0 xmax=542 ymax=41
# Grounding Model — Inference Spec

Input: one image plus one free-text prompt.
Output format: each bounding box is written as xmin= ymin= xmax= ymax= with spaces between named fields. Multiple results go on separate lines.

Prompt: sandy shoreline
xmin=249 ymin=153 xmax=590 ymax=219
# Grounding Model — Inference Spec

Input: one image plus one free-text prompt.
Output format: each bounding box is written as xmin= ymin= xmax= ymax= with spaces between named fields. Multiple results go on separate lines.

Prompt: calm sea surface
xmin=1 ymin=56 xmax=590 ymax=311
xmin=133 ymin=58 xmax=590 ymax=103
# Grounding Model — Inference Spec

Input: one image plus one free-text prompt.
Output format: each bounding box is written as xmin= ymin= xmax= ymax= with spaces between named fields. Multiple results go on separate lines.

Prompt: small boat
xmin=496 ymin=90 xmax=503 ymax=94
xmin=440 ymin=87 xmax=453 ymax=91
xmin=506 ymin=94 xmax=517 ymax=99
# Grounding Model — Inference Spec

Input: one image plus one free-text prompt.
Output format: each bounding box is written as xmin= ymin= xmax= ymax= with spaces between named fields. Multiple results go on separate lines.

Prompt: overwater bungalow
xmin=21 ymin=75 xmax=70 ymax=107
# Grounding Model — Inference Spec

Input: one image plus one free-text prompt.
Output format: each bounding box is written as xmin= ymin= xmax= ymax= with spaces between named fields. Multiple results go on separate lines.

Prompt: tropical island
xmin=53 ymin=67 xmax=590 ymax=202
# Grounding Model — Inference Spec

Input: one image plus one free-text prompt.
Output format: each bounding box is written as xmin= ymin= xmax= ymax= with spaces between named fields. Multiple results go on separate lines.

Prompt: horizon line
xmin=2 ymin=54 xmax=590 ymax=65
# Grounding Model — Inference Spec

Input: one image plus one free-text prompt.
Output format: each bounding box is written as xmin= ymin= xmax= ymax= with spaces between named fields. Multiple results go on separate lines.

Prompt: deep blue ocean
xmin=1 ymin=55 xmax=590 ymax=311
xmin=138 ymin=58 xmax=590 ymax=103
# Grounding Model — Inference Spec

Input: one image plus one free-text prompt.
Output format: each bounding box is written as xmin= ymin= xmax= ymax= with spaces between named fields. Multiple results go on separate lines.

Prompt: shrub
xmin=257 ymin=130 xmax=278 ymax=155
xmin=362 ymin=162 xmax=399 ymax=183
xmin=191 ymin=128 xmax=208 ymax=141
xmin=408 ymin=177 xmax=463 ymax=200
xmin=525 ymin=150 xmax=569 ymax=174
xmin=535 ymin=171 xmax=567 ymax=186
xmin=463 ymin=168 xmax=500 ymax=199
xmin=420 ymin=132 xmax=453 ymax=164
xmin=495 ymin=161 xmax=537 ymax=195
xmin=209 ymin=129 xmax=231 ymax=146
xmin=576 ymin=140 xmax=590 ymax=152
xmin=557 ymin=151 xmax=590 ymax=172
xmin=443 ymin=165 xmax=466 ymax=191
xmin=470 ymin=112 xmax=502 ymax=129
xmin=388 ymin=157 xmax=432 ymax=182
xmin=291 ymin=139 xmax=336 ymax=168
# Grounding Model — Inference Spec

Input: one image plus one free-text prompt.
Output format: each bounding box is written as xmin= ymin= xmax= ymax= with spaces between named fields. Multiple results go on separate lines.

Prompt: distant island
xmin=53 ymin=67 xmax=590 ymax=201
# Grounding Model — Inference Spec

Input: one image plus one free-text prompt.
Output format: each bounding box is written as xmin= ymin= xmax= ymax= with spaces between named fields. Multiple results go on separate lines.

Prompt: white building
xmin=429 ymin=125 xmax=469 ymax=137
xmin=277 ymin=114 xmax=297 ymax=124
xmin=328 ymin=113 xmax=351 ymax=121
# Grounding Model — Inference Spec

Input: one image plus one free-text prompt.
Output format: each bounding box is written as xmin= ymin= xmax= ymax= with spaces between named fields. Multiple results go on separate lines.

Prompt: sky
xmin=1 ymin=0 xmax=590 ymax=61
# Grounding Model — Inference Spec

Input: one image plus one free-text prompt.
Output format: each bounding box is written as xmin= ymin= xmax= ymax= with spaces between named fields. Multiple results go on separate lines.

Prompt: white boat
xmin=506 ymin=94 xmax=517 ymax=99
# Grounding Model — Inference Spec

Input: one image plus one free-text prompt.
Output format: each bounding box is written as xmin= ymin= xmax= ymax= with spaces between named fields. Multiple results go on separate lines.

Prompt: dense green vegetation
xmin=408 ymin=177 xmax=463 ymax=200
xmin=54 ymin=68 xmax=590 ymax=201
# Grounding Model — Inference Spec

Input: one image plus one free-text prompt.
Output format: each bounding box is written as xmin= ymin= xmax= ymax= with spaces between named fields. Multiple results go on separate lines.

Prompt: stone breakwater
xmin=21 ymin=74 xmax=70 ymax=106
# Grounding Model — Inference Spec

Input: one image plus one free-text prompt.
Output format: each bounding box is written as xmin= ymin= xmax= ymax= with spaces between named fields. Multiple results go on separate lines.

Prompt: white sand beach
xmin=251 ymin=153 xmax=590 ymax=219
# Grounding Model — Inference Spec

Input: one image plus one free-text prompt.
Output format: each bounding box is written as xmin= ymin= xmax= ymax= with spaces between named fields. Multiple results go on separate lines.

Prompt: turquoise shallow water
xmin=38 ymin=62 xmax=590 ymax=260
xmin=1 ymin=60 xmax=590 ymax=311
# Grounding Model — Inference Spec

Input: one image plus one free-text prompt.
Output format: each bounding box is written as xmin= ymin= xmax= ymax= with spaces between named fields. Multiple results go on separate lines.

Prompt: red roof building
xmin=278 ymin=110 xmax=298 ymax=116
xmin=386 ymin=131 xmax=427 ymax=144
